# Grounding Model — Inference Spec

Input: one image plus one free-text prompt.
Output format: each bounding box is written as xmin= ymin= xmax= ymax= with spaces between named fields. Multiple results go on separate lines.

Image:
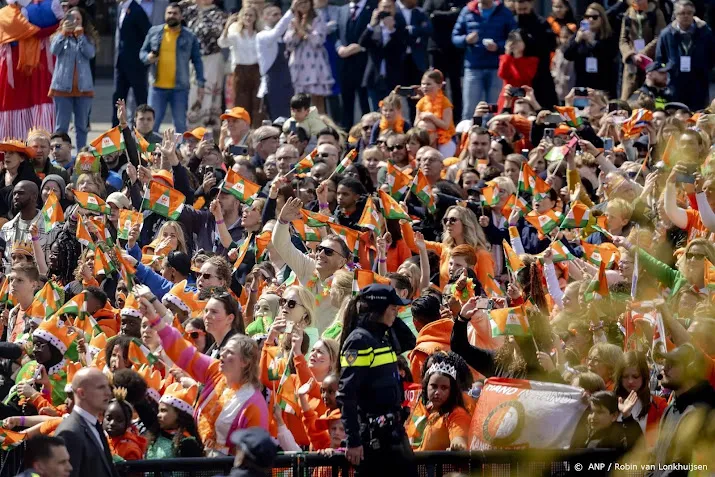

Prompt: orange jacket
xmin=108 ymin=428 xmax=148 ymax=461
xmin=408 ymin=319 xmax=454 ymax=379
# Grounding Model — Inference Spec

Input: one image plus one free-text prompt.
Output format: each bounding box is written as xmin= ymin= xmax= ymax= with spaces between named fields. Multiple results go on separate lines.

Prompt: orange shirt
xmin=108 ymin=428 xmax=148 ymax=461
xmin=417 ymin=406 xmax=471 ymax=451
xmin=685 ymin=208 xmax=711 ymax=241
xmin=401 ymin=221 xmax=496 ymax=290
xmin=416 ymin=91 xmax=456 ymax=146
xmin=386 ymin=239 xmax=413 ymax=273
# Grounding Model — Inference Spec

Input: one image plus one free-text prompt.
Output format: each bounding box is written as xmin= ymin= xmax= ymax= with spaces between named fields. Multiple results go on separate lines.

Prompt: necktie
xmin=94 ymin=421 xmax=115 ymax=467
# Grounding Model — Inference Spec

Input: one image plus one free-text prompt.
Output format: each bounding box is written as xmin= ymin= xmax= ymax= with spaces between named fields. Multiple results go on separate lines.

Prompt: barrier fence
xmin=1 ymin=447 xmax=635 ymax=477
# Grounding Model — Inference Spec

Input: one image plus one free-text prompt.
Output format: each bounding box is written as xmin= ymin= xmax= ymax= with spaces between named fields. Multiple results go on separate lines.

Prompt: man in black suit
xmin=336 ymin=0 xmax=376 ymax=127
xmin=112 ymin=0 xmax=152 ymax=127
xmin=56 ymin=368 xmax=119 ymax=477
xmin=397 ymin=0 xmax=432 ymax=116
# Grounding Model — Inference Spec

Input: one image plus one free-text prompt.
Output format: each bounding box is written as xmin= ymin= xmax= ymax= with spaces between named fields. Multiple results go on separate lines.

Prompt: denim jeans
xmin=148 ymin=87 xmax=189 ymax=133
xmin=462 ymin=68 xmax=501 ymax=120
xmin=53 ymin=96 xmax=93 ymax=148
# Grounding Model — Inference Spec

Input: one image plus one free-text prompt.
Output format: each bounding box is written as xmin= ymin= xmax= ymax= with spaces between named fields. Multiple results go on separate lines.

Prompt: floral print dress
xmin=283 ymin=15 xmax=335 ymax=96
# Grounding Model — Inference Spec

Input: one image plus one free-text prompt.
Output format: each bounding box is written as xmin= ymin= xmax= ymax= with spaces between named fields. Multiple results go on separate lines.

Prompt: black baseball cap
xmin=645 ymin=62 xmax=670 ymax=74
xmin=359 ymin=284 xmax=411 ymax=306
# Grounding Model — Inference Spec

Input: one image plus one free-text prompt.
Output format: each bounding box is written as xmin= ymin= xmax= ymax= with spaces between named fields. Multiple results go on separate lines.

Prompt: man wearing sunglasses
xmin=316 ymin=143 xmax=340 ymax=173
xmin=273 ymin=197 xmax=352 ymax=332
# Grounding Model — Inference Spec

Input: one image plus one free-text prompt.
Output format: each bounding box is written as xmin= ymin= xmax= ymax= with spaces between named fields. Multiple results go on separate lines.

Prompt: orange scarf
xmin=379 ymin=115 xmax=405 ymax=134
xmin=418 ymin=91 xmax=455 ymax=145
xmin=0 ymin=5 xmax=42 ymax=75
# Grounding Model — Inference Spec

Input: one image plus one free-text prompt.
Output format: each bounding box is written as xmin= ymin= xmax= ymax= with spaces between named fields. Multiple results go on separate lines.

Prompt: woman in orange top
xmin=416 ymin=353 xmax=470 ymax=451
xmin=415 ymin=69 xmax=456 ymax=158
xmin=546 ymin=0 xmax=577 ymax=37
xmin=614 ymin=351 xmax=667 ymax=448
xmin=402 ymin=205 xmax=494 ymax=290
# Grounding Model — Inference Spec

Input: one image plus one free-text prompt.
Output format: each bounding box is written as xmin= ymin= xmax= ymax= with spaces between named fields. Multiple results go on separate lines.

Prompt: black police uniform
xmin=337 ymin=318 xmax=417 ymax=477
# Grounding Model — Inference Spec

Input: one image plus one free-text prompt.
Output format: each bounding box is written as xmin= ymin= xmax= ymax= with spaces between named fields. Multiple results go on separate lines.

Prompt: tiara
xmin=427 ymin=361 xmax=457 ymax=380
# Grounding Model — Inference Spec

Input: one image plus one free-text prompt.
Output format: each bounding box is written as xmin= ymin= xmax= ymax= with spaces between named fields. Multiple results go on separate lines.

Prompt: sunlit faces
xmin=532 ymin=194 xmax=555 ymax=214
xmin=41 ymin=180 xmax=62 ymax=204
xmin=141 ymin=316 xmax=160 ymax=349
xmin=184 ymin=321 xmax=208 ymax=352
xmin=426 ymin=373 xmax=451 ymax=410
xmin=109 ymin=344 xmax=127 ymax=372
xmin=442 ymin=209 xmax=463 ymax=238
xmin=315 ymin=238 xmax=347 ymax=272
xmin=218 ymin=343 xmax=248 ymax=382
xmin=104 ymin=401 xmax=128 ymax=438
xmin=447 ymin=254 xmax=470 ymax=277
xmin=420 ymin=76 xmax=440 ymax=97
xmin=680 ymin=243 xmax=707 ymax=286
xmin=468 ymin=133 xmax=490 ymax=159
xmin=2 ymin=151 xmax=23 ymax=172
xmin=240 ymin=203 xmax=262 ymax=229
xmin=503 ymin=160 xmax=520 ymax=186
xmin=308 ymin=340 xmax=332 ymax=376
xmin=28 ymin=137 xmax=50 ymax=160
xmin=461 ymin=170 xmax=479 ymax=192
xmin=197 ymin=262 xmax=224 ymax=291
xmin=620 ymin=366 xmax=643 ymax=393
xmin=419 ymin=151 xmax=443 ymax=179
xmin=277 ymin=287 xmax=309 ymax=325
xmin=157 ymin=401 xmax=179 ymax=430
xmin=9 ymin=270 xmax=39 ymax=302
xmin=202 ymin=297 xmax=235 ymax=337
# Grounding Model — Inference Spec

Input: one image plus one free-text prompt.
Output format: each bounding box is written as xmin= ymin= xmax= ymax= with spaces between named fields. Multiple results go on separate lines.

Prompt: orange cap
xmin=152 ymin=169 xmax=175 ymax=188
xmin=183 ymin=127 xmax=207 ymax=141
xmin=220 ymin=107 xmax=251 ymax=124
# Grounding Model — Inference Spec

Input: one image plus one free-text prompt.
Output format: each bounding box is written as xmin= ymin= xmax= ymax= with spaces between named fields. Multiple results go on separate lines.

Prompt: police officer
xmin=337 ymin=284 xmax=417 ymax=476
xmin=628 ymin=62 xmax=674 ymax=109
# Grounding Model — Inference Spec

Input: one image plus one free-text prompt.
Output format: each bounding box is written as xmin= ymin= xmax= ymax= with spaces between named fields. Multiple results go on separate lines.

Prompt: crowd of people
xmin=0 ymin=0 xmax=715 ymax=474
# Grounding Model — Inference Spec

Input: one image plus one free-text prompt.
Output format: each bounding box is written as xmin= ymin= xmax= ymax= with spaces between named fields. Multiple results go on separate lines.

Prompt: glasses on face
xmin=387 ymin=144 xmax=406 ymax=151
xmin=443 ymin=217 xmax=460 ymax=225
xmin=279 ymin=298 xmax=302 ymax=309
xmin=587 ymin=355 xmax=601 ymax=364
xmin=318 ymin=152 xmax=333 ymax=158
xmin=376 ymin=140 xmax=386 ymax=146
xmin=185 ymin=330 xmax=206 ymax=340
xmin=317 ymin=245 xmax=343 ymax=258
xmin=584 ymin=14 xmax=599 ymax=19
xmin=200 ymin=272 xmax=215 ymax=281
xmin=686 ymin=252 xmax=706 ymax=260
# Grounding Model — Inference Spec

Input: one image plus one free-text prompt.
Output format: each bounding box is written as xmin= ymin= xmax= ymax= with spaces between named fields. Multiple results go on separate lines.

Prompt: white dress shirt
xmin=218 ymin=24 xmax=258 ymax=69
xmin=73 ymin=405 xmax=105 ymax=451
xmin=256 ymin=10 xmax=294 ymax=97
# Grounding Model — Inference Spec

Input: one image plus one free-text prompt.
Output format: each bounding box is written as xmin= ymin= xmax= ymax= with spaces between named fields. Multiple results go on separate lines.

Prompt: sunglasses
xmin=279 ymin=298 xmax=303 ymax=309
xmin=387 ymin=144 xmax=406 ymax=151
xmin=318 ymin=152 xmax=333 ymax=158
xmin=317 ymin=245 xmax=343 ymax=258
xmin=584 ymin=14 xmax=599 ymax=19
xmin=200 ymin=273 xmax=215 ymax=280
xmin=443 ymin=217 xmax=460 ymax=225
xmin=185 ymin=330 xmax=206 ymax=340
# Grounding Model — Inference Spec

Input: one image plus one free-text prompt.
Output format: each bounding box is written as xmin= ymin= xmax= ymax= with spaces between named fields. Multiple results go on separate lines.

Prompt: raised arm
xmin=663 ymin=168 xmax=689 ymax=230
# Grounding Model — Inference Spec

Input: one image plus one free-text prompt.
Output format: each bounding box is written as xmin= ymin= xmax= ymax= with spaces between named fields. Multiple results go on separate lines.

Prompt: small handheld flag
xmin=40 ymin=190 xmax=63 ymax=232
xmin=222 ymin=169 xmax=261 ymax=205
xmin=141 ymin=181 xmax=186 ymax=220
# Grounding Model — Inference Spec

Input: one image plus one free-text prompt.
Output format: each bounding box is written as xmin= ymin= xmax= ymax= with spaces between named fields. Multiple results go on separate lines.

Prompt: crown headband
xmin=427 ymin=361 xmax=457 ymax=380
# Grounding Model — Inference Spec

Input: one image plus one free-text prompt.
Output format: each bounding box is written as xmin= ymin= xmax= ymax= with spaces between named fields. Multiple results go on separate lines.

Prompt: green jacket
xmin=637 ymin=248 xmax=689 ymax=298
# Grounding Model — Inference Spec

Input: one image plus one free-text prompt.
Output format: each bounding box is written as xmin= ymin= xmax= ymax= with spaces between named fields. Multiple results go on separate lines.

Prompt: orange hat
xmin=142 ymin=236 xmax=174 ymax=258
xmin=33 ymin=315 xmax=75 ymax=355
xmin=315 ymin=408 xmax=342 ymax=431
xmin=25 ymin=299 xmax=46 ymax=325
xmin=88 ymin=332 xmax=108 ymax=367
xmin=64 ymin=361 xmax=83 ymax=393
xmin=183 ymin=127 xmax=207 ymax=141
xmin=137 ymin=364 xmax=163 ymax=403
xmin=152 ymin=170 xmax=175 ymax=188
xmin=163 ymin=280 xmax=200 ymax=315
xmin=141 ymin=254 xmax=163 ymax=266
xmin=121 ymin=293 xmax=142 ymax=319
xmin=0 ymin=139 xmax=35 ymax=158
xmin=220 ymin=106 xmax=251 ymax=124
xmin=160 ymin=382 xmax=198 ymax=416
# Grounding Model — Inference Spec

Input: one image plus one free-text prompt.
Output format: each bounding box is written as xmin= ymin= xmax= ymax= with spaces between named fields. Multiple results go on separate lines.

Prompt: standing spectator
xmin=360 ymin=0 xmax=407 ymax=110
xmin=49 ymin=8 xmax=97 ymax=149
xmin=284 ymin=0 xmax=334 ymax=114
xmin=546 ymin=0 xmax=576 ymax=37
xmin=256 ymin=4 xmax=295 ymax=120
xmin=112 ymin=0 xmax=151 ymax=128
xmin=219 ymin=7 xmax=261 ymax=127
xmin=336 ymin=0 xmax=376 ymax=127
xmin=564 ymin=3 xmax=618 ymax=97
xmin=314 ymin=0 xmax=342 ymax=118
xmin=619 ymin=0 xmax=666 ymax=100
xmin=451 ymin=0 xmax=517 ymax=120
xmin=496 ymin=29 xmax=539 ymax=111
xmin=551 ymin=25 xmax=577 ymax=102
xmin=655 ymin=0 xmax=714 ymax=111
xmin=146 ymin=0 xmax=171 ymax=25
xmin=514 ymin=0 xmax=558 ymax=110
xmin=423 ymin=0 xmax=468 ymax=120
xmin=397 ymin=0 xmax=432 ymax=104
xmin=140 ymin=3 xmax=205 ymax=133
xmin=180 ymin=0 xmax=227 ymax=131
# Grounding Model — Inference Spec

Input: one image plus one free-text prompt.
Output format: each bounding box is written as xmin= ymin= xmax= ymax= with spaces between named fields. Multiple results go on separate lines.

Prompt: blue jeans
xmin=148 ymin=86 xmax=189 ymax=133
xmin=462 ymin=68 xmax=501 ymax=120
xmin=53 ymin=96 xmax=92 ymax=148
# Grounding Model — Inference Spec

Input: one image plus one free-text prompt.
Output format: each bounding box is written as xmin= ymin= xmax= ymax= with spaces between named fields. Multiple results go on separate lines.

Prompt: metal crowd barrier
xmin=1 ymin=448 xmax=633 ymax=477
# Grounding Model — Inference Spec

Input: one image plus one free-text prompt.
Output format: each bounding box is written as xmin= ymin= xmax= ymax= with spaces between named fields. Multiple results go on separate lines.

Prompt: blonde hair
xmin=441 ymin=205 xmax=490 ymax=251
xmin=588 ymin=343 xmax=624 ymax=380
xmin=380 ymin=93 xmax=403 ymax=111
xmin=572 ymin=371 xmax=606 ymax=393
xmin=491 ymin=176 xmax=516 ymax=197
xmin=606 ymin=198 xmax=634 ymax=222
xmin=225 ymin=334 xmax=261 ymax=388
xmin=155 ymin=221 xmax=188 ymax=255
xmin=676 ymin=238 xmax=715 ymax=273
xmin=236 ymin=6 xmax=260 ymax=34
xmin=76 ymin=173 xmax=106 ymax=199
xmin=586 ymin=3 xmax=612 ymax=39
xmin=284 ymin=285 xmax=316 ymax=327
xmin=314 ymin=338 xmax=340 ymax=373
xmin=73 ymin=248 xmax=95 ymax=281
xmin=331 ymin=270 xmax=354 ymax=305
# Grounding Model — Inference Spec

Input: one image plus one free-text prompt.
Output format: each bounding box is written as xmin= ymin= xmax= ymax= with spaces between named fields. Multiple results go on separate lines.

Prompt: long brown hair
xmin=614 ymin=351 xmax=651 ymax=420
xmin=586 ymin=3 xmax=612 ymax=39
xmin=56 ymin=8 xmax=100 ymax=48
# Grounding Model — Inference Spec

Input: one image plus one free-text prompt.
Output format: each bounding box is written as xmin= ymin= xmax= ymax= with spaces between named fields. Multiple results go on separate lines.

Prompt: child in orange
xmin=104 ymin=388 xmax=148 ymax=461
xmin=416 ymin=353 xmax=471 ymax=451
xmin=415 ymin=69 xmax=456 ymax=158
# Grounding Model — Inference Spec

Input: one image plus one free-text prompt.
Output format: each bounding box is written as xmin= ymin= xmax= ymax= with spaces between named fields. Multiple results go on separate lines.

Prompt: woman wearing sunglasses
xmin=273 ymin=197 xmax=352 ymax=333
xmin=136 ymin=286 xmax=269 ymax=456
xmin=184 ymin=317 xmax=215 ymax=355
xmin=402 ymin=205 xmax=494 ymax=290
